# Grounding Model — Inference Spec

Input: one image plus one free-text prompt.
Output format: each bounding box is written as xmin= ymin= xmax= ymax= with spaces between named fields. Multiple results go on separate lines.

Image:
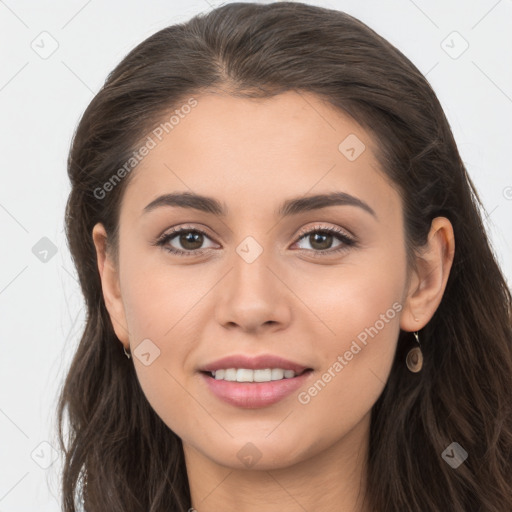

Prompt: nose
xmin=214 ymin=246 xmax=292 ymax=334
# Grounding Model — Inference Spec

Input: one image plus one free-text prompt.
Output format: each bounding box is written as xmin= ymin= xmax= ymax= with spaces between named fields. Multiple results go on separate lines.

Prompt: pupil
xmin=311 ymin=232 xmax=332 ymax=250
xmin=181 ymin=231 xmax=203 ymax=250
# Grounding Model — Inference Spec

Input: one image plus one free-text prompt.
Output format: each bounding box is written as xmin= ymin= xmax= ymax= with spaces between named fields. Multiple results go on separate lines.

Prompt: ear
xmin=92 ymin=222 xmax=130 ymax=350
xmin=400 ymin=217 xmax=455 ymax=332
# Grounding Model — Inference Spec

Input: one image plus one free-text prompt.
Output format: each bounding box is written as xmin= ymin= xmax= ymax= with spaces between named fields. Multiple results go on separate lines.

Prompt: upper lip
xmin=199 ymin=354 xmax=312 ymax=374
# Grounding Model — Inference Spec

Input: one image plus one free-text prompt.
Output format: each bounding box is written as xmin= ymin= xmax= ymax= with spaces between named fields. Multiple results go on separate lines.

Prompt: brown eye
xmin=308 ymin=232 xmax=334 ymax=251
xmin=178 ymin=231 xmax=204 ymax=250
xmin=156 ymin=227 xmax=218 ymax=256
xmin=294 ymin=226 xmax=356 ymax=255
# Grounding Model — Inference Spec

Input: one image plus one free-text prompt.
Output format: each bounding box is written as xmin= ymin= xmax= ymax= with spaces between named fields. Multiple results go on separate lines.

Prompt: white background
xmin=0 ymin=0 xmax=511 ymax=510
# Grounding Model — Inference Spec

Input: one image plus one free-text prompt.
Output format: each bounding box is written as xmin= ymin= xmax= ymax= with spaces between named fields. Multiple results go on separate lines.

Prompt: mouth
xmin=197 ymin=353 xmax=314 ymax=408
xmin=199 ymin=353 xmax=313 ymax=376
xmin=200 ymin=367 xmax=313 ymax=383
xmin=199 ymin=367 xmax=314 ymax=409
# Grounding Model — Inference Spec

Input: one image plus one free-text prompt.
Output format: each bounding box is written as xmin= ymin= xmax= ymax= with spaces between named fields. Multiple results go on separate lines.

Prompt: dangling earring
xmin=123 ymin=345 xmax=131 ymax=359
xmin=406 ymin=331 xmax=423 ymax=373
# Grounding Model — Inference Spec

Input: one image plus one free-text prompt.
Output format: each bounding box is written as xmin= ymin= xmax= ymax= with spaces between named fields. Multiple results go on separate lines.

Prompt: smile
xmin=209 ymin=367 xmax=308 ymax=382
xmin=200 ymin=369 xmax=314 ymax=408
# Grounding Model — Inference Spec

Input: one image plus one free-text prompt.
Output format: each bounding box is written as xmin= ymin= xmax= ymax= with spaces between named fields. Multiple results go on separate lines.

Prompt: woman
xmin=56 ymin=2 xmax=512 ymax=511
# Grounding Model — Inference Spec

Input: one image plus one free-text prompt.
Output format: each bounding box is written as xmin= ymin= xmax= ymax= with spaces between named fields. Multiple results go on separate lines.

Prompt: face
xmin=96 ymin=90 xmax=417 ymax=471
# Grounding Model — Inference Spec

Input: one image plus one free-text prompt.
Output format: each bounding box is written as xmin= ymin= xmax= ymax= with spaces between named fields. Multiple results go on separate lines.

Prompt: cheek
xmin=288 ymin=247 xmax=405 ymax=426
xmin=294 ymin=273 xmax=402 ymax=405
xmin=122 ymin=275 xmax=199 ymax=438
xmin=289 ymin=294 xmax=402 ymax=460
xmin=120 ymin=244 xmax=208 ymax=339
xmin=118 ymin=254 xmax=211 ymax=432
xmin=290 ymin=244 xmax=405 ymax=350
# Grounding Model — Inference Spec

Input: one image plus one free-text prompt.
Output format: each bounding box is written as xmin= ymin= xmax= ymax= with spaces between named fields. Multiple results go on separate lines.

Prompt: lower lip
xmin=200 ymin=370 xmax=313 ymax=409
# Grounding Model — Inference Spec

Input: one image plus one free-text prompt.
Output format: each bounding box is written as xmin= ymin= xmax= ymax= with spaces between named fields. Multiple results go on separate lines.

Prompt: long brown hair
xmin=57 ymin=2 xmax=512 ymax=510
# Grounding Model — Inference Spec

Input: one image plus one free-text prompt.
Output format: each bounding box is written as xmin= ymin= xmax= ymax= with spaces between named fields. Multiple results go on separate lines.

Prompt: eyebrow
xmin=142 ymin=191 xmax=377 ymax=219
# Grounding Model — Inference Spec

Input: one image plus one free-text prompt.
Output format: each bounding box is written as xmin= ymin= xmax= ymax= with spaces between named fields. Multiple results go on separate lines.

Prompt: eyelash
xmin=153 ymin=224 xmax=357 ymax=258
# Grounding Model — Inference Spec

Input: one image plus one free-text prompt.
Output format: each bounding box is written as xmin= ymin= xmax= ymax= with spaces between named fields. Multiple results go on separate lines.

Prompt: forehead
xmin=121 ymin=91 xmax=397 ymax=218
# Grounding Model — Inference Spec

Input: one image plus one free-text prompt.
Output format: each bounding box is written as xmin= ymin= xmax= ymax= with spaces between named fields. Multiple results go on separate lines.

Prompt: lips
xmin=199 ymin=354 xmax=312 ymax=374
xmin=198 ymin=353 xmax=314 ymax=408
xmin=200 ymin=368 xmax=314 ymax=408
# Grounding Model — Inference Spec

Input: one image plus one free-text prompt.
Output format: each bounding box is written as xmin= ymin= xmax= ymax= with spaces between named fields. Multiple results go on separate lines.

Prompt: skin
xmin=92 ymin=90 xmax=455 ymax=512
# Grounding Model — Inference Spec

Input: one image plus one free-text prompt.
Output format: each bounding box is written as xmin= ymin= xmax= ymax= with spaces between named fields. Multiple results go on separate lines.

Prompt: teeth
xmin=214 ymin=369 xmax=226 ymax=380
xmin=271 ymin=368 xmax=284 ymax=380
xmin=254 ymin=369 xmax=272 ymax=382
xmin=236 ymin=368 xmax=253 ymax=382
xmin=224 ymin=368 xmax=237 ymax=381
xmin=212 ymin=368 xmax=299 ymax=382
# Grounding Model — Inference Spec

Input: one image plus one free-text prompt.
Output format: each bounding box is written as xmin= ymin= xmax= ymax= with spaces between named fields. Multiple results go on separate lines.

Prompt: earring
xmin=406 ymin=331 xmax=423 ymax=373
xmin=123 ymin=345 xmax=131 ymax=359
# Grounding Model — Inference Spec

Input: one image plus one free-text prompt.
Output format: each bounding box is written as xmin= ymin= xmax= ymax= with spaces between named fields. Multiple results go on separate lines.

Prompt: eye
xmin=293 ymin=224 xmax=356 ymax=256
xmin=154 ymin=226 xmax=218 ymax=256
xmin=153 ymin=224 xmax=357 ymax=257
